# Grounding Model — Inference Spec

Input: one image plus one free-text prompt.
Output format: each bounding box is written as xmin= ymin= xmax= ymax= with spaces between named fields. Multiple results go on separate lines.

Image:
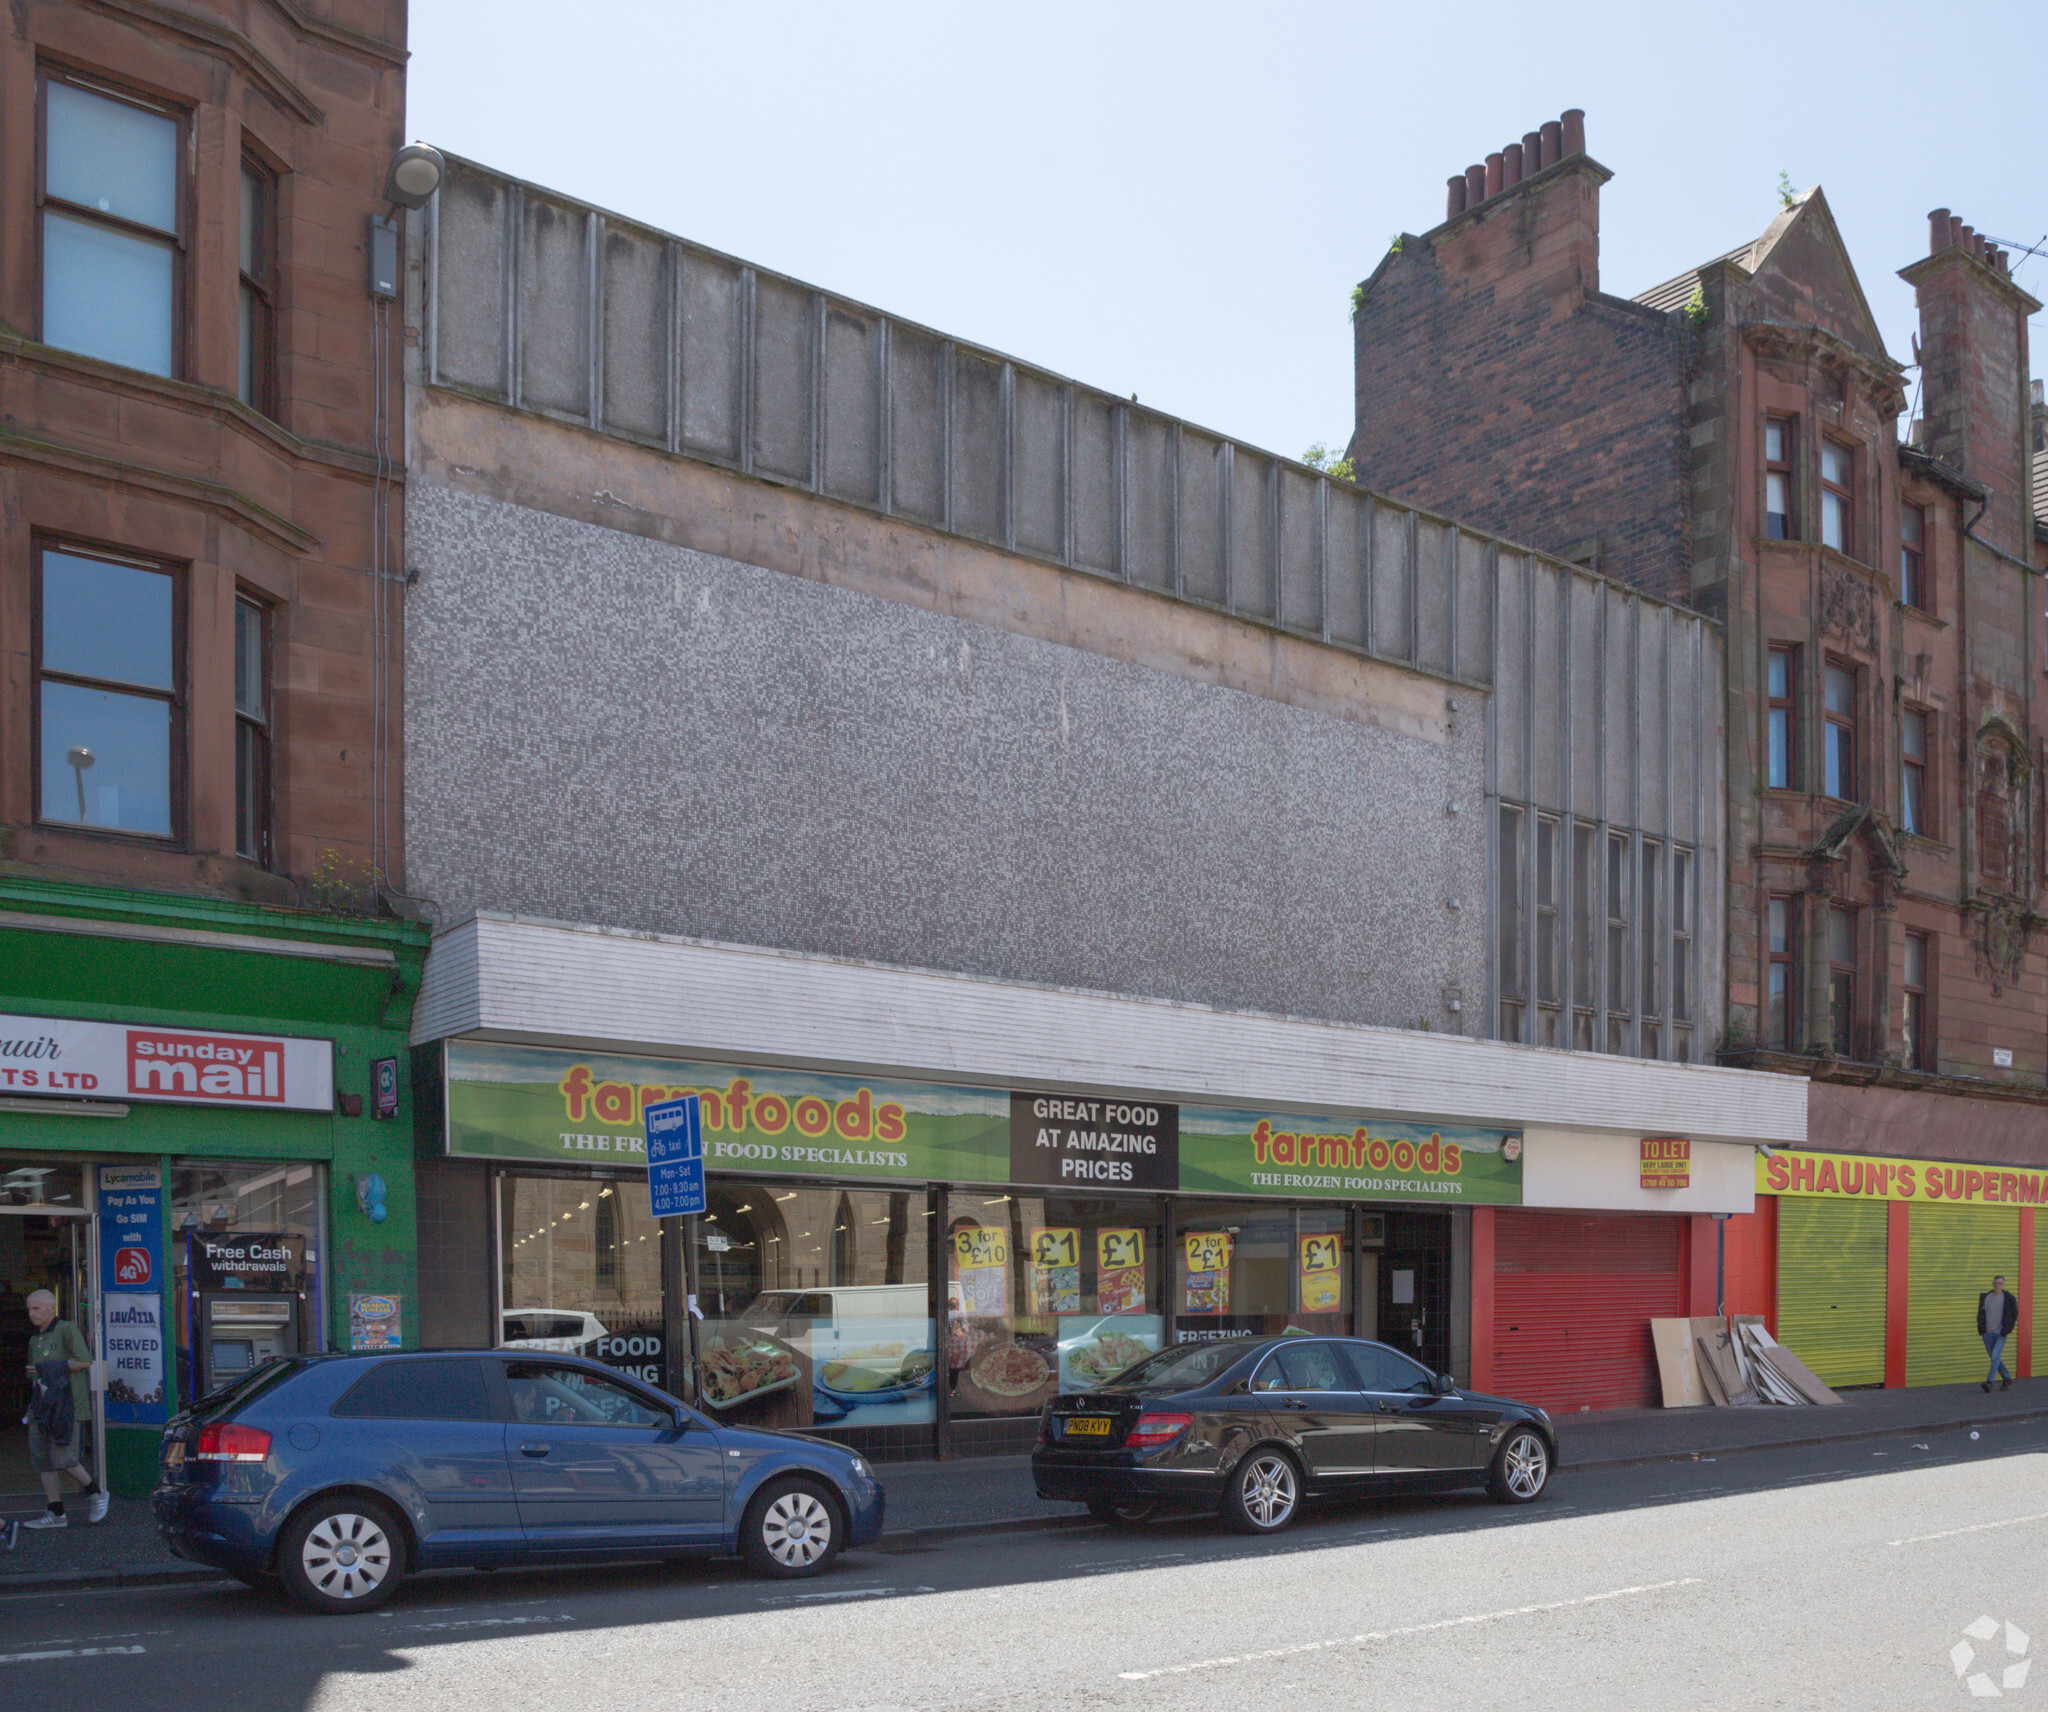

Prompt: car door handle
xmin=1277 ymin=1398 xmax=1308 ymax=1410
xmin=519 ymin=1443 xmax=551 ymax=1458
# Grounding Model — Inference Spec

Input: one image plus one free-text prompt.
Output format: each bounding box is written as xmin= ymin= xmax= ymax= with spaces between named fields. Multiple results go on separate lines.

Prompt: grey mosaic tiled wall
xmin=405 ymin=483 xmax=1486 ymax=1033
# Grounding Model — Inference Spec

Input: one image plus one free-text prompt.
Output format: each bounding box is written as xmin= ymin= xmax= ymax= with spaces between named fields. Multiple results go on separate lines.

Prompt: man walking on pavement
xmin=1979 ymin=1274 xmax=2019 ymax=1393
xmin=21 ymin=1288 xmax=109 ymax=1529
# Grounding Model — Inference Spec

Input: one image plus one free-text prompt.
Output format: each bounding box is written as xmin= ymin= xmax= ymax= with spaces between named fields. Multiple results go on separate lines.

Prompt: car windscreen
xmin=1092 ymin=1340 xmax=1260 ymax=1393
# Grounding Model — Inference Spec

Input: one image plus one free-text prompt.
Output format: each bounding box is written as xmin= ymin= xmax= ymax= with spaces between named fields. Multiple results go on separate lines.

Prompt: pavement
xmin=3 ymin=1374 xmax=2043 ymax=1593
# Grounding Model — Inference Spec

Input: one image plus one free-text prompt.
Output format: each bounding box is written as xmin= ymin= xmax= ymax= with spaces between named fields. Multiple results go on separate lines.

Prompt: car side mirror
xmin=1434 ymin=1372 xmax=1457 ymax=1395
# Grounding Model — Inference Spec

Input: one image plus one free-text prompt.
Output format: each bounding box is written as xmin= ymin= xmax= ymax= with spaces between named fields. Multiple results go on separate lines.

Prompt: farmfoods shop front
xmin=411 ymin=914 xmax=1805 ymax=1457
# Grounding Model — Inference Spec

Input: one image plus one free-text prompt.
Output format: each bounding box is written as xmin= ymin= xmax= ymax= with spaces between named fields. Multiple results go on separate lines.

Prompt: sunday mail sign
xmin=0 ymin=1013 xmax=333 ymax=1112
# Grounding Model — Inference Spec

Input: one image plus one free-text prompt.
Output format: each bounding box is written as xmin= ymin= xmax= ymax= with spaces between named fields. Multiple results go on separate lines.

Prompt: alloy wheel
xmin=759 ymin=1488 xmax=835 ymax=1569
xmin=300 ymin=1511 xmax=392 ymax=1601
xmin=1503 ymin=1432 xmax=1549 ymax=1499
xmin=1241 ymin=1453 xmax=1297 ymax=1528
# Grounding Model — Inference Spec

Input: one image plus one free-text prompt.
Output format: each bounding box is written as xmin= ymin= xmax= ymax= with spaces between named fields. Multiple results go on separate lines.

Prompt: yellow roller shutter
xmin=1776 ymin=1196 xmax=1888 ymax=1388
xmin=2036 ymin=1218 xmax=2047 ymax=1377
xmin=1906 ymin=1203 xmax=2022 ymax=1387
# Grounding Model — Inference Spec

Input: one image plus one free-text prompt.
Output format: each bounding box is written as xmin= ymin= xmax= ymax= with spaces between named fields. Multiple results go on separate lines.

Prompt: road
xmin=4 ymin=1415 xmax=2046 ymax=1710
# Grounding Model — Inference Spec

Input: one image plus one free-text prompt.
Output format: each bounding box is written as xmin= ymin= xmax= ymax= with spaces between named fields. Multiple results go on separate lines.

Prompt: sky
xmin=409 ymin=0 xmax=2048 ymax=465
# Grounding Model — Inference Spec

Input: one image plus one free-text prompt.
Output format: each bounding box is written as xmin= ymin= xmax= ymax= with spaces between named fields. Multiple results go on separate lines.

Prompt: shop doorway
xmin=0 ymin=1160 xmax=93 ymax=1498
xmin=1376 ymin=1209 xmax=1452 ymax=1376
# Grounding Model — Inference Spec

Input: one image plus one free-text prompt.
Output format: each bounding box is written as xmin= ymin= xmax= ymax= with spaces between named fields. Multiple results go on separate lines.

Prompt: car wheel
xmin=1085 ymin=1498 xmax=1157 ymax=1526
xmin=278 ymin=1496 xmax=405 ymax=1614
xmin=740 ymin=1478 xmax=843 ymax=1579
xmin=1487 ymin=1428 xmax=1552 ymax=1505
xmin=1221 ymin=1447 xmax=1300 ymax=1535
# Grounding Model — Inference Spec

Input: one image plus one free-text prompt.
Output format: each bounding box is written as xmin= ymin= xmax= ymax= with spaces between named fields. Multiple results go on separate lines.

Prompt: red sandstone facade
xmin=1352 ymin=113 xmax=2048 ymax=1165
xmin=0 ymin=0 xmax=409 ymax=901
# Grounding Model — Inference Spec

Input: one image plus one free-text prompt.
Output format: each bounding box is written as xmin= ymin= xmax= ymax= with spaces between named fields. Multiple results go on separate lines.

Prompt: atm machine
xmin=198 ymin=1295 xmax=298 ymax=1393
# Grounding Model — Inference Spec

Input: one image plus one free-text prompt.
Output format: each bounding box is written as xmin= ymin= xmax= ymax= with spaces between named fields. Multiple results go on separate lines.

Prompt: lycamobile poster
xmin=444 ymin=1041 xmax=1009 ymax=1183
xmin=1177 ymin=1106 xmax=1522 ymax=1204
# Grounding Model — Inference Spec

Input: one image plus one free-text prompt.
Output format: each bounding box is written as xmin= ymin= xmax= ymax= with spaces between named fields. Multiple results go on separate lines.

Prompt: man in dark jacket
xmin=1979 ymin=1275 xmax=2019 ymax=1393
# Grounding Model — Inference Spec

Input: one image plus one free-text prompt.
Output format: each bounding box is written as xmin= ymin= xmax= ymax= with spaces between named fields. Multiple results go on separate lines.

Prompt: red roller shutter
xmin=1492 ymin=1211 xmax=1686 ymax=1412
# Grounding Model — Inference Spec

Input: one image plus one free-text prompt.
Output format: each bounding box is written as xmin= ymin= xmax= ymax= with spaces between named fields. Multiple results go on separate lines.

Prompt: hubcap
xmin=1241 ymin=1454 xmax=1297 ymax=1528
xmin=302 ymin=1512 xmax=391 ymax=1600
xmin=760 ymin=1490 xmax=834 ymax=1568
xmin=1505 ymin=1433 xmax=1548 ymax=1498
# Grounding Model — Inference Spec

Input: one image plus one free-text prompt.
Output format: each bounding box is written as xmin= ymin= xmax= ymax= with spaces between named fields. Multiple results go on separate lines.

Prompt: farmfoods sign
xmin=441 ymin=1042 xmax=1524 ymax=1206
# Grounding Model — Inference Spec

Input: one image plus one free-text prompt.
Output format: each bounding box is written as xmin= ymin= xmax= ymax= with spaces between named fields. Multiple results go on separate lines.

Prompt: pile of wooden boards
xmin=1649 ymin=1314 xmax=1844 ymax=1408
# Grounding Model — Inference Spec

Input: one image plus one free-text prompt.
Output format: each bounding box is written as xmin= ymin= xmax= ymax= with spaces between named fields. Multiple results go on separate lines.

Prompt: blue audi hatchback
xmin=153 ymin=1349 xmax=884 ymax=1613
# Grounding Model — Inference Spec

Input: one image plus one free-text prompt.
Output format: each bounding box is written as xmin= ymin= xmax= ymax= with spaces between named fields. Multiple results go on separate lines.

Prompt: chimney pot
xmin=1466 ymin=164 xmax=1486 ymax=205
xmin=1485 ymin=153 xmax=1505 ymax=198
xmin=1503 ymin=142 xmax=1524 ymax=188
xmin=1959 ymin=223 xmax=1976 ymax=256
xmin=1539 ymin=120 xmax=1561 ymax=168
xmin=1522 ymin=131 xmax=1542 ymax=171
xmin=1928 ymin=208 xmax=1951 ymax=253
xmin=1948 ymin=214 xmax=1965 ymax=250
xmin=1447 ymin=175 xmax=1468 ymax=218
xmin=1560 ymin=109 xmax=1586 ymax=157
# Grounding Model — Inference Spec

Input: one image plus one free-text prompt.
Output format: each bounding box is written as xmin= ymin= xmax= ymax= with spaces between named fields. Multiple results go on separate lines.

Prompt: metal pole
xmin=1714 ymin=1212 xmax=1731 ymax=1318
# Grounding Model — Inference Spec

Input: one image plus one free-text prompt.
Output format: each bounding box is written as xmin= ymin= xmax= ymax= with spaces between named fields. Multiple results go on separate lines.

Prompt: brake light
xmin=195 ymin=1422 xmax=272 ymax=1463
xmin=1126 ymin=1412 xmax=1192 ymax=1448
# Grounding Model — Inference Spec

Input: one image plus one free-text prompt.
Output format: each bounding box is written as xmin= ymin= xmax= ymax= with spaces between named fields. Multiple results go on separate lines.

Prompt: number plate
xmin=1064 ymin=1415 xmax=1112 ymax=1437
xmin=165 ymin=1440 xmax=184 ymax=1467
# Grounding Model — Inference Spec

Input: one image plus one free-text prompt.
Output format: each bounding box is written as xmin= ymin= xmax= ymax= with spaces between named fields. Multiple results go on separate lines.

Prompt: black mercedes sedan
xmin=1033 ymin=1335 xmax=1556 ymax=1534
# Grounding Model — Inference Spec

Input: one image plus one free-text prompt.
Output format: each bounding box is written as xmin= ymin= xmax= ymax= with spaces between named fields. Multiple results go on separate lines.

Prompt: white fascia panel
xmin=415 ymin=912 xmax=1808 ymax=1148
xmin=1522 ymin=1126 xmax=1758 ymax=1215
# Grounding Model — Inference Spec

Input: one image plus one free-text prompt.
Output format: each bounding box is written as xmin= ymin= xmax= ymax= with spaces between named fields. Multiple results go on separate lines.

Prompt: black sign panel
xmin=188 ymin=1230 xmax=306 ymax=1291
xmin=1009 ymin=1093 xmax=1179 ymax=1191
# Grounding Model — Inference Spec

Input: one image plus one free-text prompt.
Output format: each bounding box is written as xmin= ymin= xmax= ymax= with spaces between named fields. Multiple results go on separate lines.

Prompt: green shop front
xmin=427 ymin=1038 xmax=1523 ymax=1460
xmin=0 ymin=881 xmax=428 ymax=1496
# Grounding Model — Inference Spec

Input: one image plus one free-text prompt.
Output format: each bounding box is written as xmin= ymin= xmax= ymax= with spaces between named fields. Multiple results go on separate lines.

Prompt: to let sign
xmin=1641 ymin=1136 xmax=1691 ymax=1189
xmin=645 ymin=1094 xmax=706 ymax=1218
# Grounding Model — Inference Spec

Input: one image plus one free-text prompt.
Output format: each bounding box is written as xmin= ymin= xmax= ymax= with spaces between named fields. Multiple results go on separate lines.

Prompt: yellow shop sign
xmin=1758 ymin=1148 xmax=2048 ymax=1207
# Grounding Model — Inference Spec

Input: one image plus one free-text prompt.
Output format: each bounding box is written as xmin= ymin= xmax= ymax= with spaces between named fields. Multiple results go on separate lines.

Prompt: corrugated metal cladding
xmin=1489 ymin=1211 xmax=1684 ymax=1411
xmin=1906 ymin=1204 xmax=2022 ymax=1386
xmin=2036 ymin=1220 xmax=2047 ymax=1378
xmin=1775 ymin=1198 xmax=1888 ymax=1388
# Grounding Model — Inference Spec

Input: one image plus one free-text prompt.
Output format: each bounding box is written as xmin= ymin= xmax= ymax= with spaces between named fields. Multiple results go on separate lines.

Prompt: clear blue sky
xmin=410 ymin=0 xmax=2047 ymax=464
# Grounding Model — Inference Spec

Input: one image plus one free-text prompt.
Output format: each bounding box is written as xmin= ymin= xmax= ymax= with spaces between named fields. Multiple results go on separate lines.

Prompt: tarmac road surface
xmin=4 ymin=1414 xmax=2045 ymax=1711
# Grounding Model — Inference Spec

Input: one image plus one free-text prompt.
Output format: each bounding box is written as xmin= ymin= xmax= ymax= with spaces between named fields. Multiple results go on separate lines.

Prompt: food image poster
xmin=1058 ymin=1316 xmax=1162 ymax=1391
xmin=951 ymin=1224 xmax=1010 ymax=1317
xmin=1298 ymin=1233 xmax=1342 ymax=1314
xmin=1026 ymin=1225 xmax=1081 ymax=1314
xmin=812 ymin=1319 xmax=937 ymax=1427
xmin=1096 ymin=1227 xmax=1146 ymax=1314
xmin=696 ymin=1323 xmax=815 ymax=1429
xmin=349 ymin=1293 xmax=402 ymax=1351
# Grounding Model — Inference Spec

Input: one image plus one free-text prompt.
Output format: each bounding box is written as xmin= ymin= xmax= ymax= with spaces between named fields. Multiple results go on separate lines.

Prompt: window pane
xmin=1765 ymin=421 xmax=1785 ymax=462
xmin=45 ymin=81 xmax=178 ymax=234
xmin=1572 ymin=823 xmax=1595 ymax=1006
xmin=1766 ymin=473 xmax=1790 ymax=534
xmin=1672 ymin=851 xmax=1691 ymax=933
xmin=235 ymin=718 xmax=266 ymax=860
xmin=234 ymin=599 xmax=265 ymax=718
xmin=40 ymin=681 xmax=171 ymax=835
xmin=1640 ymin=842 xmax=1660 ymax=1017
xmin=1767 ymin=964 xmax=1790 ymax=1048
xmin=240 ymin=163 xmax=260 ymax=275
xmin=332 ymin=1358 xmax=495 ymax=1422
xmin=41 ymin=211 xmax=174 ymax=376
xmin=1826 ymin=725 xmax=1851 ymax=799
xmin=1768 ymin=899 xmax=1789 ymax=955
xmin=1821 ymin=491 xmax=1845 ymax=551
xmin=239 ymin=283 xmax=259 ymax=406
xmin=1767 ymin=708 xmax=1790 ymax=788
xmin=1821 ymin=443 xmax=1850 ymax=486
xmin=1768 ymin=650 xmax=1789 ymax=699
xmin=1497 ymin=807 xmax=1523 ymax=1000
xmin=1903 ymin=764 xmax=1922 ymax=834
xmin=1902 ymin=709 xmax=1924 ymax=761
xmin=1830 ymin=972 xmax=1853 ymax=1056
xmin=43 ymin=550 xmax=174 ymax=689
xmin=500 ymin=1176 xmax=663 ymax=1380
xmin=1901 ymin=504 xmax=1923 ymax=548
xmin=1829 ymin=908 xmax=1855 ymax=967
xmin=1905 ymin=933 xmax=1927 ymax=989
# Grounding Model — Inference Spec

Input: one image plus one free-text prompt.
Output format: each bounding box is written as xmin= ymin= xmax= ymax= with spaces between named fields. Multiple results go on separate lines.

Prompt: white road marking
xmin=1889 ymin=1511 xmax=2048 ymax=1547
xmin=0 ymin=1646 xmax=148 ymax=1665
xmin=756 ymin=1585 xmax=935 ymax=1607
xmin=388 ymin=1614 xmax=575 ymax=1633
xmin=1116 ymin=1578 xmax=1703 ymax=1680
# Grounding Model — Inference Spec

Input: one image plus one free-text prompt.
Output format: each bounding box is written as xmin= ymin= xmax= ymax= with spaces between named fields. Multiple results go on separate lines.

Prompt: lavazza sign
xmin=0 ymin=1012 xmax=334 ymax=1112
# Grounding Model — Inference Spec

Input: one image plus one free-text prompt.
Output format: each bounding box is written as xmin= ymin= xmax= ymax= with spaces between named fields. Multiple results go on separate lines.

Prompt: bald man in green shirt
xmin=21 ymin=1290 xmax=108 ymax=1528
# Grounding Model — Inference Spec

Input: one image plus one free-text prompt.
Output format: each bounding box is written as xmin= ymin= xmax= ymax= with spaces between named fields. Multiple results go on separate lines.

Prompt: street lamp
xmin=382 ymin=143 xmax=446 ymax=210
xmin=65 ymin=745 xmax=94 ymax=823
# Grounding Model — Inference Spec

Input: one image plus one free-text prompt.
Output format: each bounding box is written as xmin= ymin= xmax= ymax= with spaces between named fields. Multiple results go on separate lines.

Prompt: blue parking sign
xmin=645 ymin=1095 xmax=706 ymax=1218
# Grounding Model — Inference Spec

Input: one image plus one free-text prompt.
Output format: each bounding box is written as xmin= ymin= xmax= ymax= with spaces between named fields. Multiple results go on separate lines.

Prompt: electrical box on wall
xmin=368 ymin=215 xmax=398 ymax=298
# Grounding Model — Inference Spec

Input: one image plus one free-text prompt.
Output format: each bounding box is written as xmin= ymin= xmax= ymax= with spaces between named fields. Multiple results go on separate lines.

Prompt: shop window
xmin=234 ymin=595 xmax=270 ymax=863
xmin=1496 ymin=804 xmax=1524 ymax=1042
xmin=500 ymin=1175 xmax=662 ymax=1381
xmin=1901 ymin=503 xmax=1928 ymax=610
xmin=1535 ymin=815 xmax=1561 ymax=1047
xmin=39 ymin=73 xmax=181 ymax=377
xmin=1820 ymin=441 xmax=1854 ymax=555
xmin=1671 ymin=847 xmax=1693 ymax=1062
xmin=37 ymin=543 xmax=179 ymax=839
xmin=1767 ymin=896 xmax=1798 ymax=1050
xmin=1903 ymin=931 xmax=1933 ymax=1071
xmin=1571 ymin=822 xmax=1596 ymax=1049
xmin=950 ymin=1195 xmax=1163 ymax=1420
xmin=238 ymin=158 xmax=275 ymax=414
xmin=1767 ymin=646 xmax=1798 ymax=790
xmin=170 ymin=1162 xmax=323 ymax=1405
xmin=1639 ymin=839 xmax=1662 ymax=1060
xmin=1764 ymin=418 xmax=1794 ymax=538
xmin=1828 ymin=906 xmax=1857 ymax=1058
xmin=1605 ymin=831 xmax=1631 ymax=1054
xmin=1824 ymin=661 xmax=1857 ymax=801
xmin=1901 ymin=707 xmax=1929 ymax=837
xmin=1172 ymin=1200 xmax=1347 ymax=1343
xmin=696 ymin=1182 xmax=933 ymax=1436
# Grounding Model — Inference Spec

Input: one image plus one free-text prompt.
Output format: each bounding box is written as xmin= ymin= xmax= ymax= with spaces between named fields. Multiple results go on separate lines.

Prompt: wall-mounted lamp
xmin=382 ymin=143 xmax=446 ymax=209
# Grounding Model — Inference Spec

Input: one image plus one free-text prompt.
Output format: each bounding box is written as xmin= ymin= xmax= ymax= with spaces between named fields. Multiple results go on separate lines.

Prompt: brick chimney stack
xmin=1433 ymin=108 xmax=1606 ymax=317
xmin=1902 ymin=209 xmax=2043 ymax=554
